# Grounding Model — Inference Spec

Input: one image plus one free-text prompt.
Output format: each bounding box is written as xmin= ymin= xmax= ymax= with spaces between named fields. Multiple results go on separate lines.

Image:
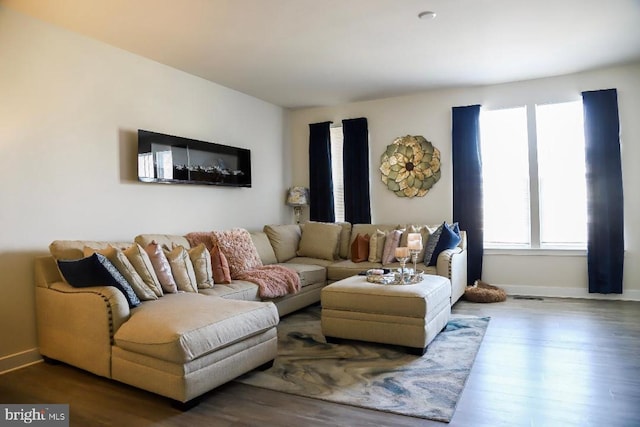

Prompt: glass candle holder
xmin=410 ymin=249 xmax=420 ymax=277
xmin=394 ymin=247 xmax=410 ymax=284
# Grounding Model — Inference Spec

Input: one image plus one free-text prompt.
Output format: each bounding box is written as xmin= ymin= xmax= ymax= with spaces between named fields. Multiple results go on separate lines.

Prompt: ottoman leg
xmin=325 ymin=336 xmax=341 ymax=344
xmin=172 ymin=397 xmax=200 ymax=411
xmin=407 ymin=346 xmax=427 ymax=356
xmin=255 ymin=359 xmax=275 ymax=371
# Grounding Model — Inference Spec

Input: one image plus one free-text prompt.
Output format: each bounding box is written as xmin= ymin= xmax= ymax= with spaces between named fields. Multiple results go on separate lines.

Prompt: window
xmin=330 ymin=126 xmax=345 ymax=222
xmin=480 ymin=106 xmax=530 ymax=246
xmin=536 ymin=101 xmax=587 ymax=247
xmin=480 ymin=101 xmax=587 ymax=249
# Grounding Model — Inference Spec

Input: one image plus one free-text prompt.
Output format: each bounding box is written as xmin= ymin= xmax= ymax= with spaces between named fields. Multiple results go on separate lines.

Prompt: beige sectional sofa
xmin=34 ymin=222 xmax=467 ymax=408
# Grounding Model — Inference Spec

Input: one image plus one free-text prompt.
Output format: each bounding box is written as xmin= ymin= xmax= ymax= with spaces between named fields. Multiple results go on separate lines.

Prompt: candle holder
xmin=410 ymin=249 xmax=420 ymax=275
xmin=395 ymin=255 xmax=410 ymax=284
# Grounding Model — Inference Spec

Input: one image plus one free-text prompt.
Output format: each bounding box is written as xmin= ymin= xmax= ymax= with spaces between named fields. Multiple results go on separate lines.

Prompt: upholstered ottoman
xmin=321 ymin=275 xmax=451 ymax=355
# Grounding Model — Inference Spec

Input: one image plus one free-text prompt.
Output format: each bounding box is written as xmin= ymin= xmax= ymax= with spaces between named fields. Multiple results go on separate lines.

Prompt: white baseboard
xmin=500 ymin=284 xmax=640 ymax=301
xmin=0 ymin=348 xmax=42 ymax=375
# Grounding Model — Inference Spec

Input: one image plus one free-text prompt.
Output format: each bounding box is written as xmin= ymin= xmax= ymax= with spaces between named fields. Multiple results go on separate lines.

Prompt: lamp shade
xmin=286 ymin=187 xmax=309 ymax=206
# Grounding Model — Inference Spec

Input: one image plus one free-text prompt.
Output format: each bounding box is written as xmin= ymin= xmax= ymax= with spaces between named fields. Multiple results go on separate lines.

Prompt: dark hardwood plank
xmin=1 ymin=297 xmax=639 ymax=426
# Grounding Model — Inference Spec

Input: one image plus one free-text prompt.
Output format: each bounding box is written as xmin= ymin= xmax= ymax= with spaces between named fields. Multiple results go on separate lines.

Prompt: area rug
xmin=236 ymin=305 xmax=489 ymax=423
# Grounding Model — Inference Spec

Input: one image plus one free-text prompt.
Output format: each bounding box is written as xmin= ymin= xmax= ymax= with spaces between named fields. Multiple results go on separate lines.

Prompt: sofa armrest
xmin=35 ymin=281 xmax=130 ymax=378
xmin=436 ymin=247 xmax=468 ymax=305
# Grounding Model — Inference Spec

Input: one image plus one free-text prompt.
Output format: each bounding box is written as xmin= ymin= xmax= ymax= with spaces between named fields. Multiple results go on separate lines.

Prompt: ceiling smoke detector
xmin=418 ymin=11 xmax=437 ymax=20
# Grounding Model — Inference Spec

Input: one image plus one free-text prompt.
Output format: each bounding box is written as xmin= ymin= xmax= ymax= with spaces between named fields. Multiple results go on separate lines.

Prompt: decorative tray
xmin=366 ymin=270 xmax=424 ymax=285
xmin=365 ymin=273 xmax=396 ymax=285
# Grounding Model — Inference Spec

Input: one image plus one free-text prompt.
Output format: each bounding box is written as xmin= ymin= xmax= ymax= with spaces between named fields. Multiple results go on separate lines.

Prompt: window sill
xmin=484 ymin=247 xmax=587 ymax=256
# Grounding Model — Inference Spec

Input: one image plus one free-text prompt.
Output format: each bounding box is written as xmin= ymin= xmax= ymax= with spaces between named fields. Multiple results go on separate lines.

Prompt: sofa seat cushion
xmin=327 ymin=260 xmax=436 ymax=281
xmin=114 ymin=293 xmax=278 ymax=364
xmin=278 ymin=263 xmax=326 ymax=287
xmin=199 ymin=281 xmax=260 ymax=301
xmin=287 ymin=256 xmax=335 ymax=268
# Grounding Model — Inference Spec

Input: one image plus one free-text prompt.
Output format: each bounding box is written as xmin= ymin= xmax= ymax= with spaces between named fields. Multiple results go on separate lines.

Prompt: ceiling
xmin=4 ymin=0 xmax=640 ymax=109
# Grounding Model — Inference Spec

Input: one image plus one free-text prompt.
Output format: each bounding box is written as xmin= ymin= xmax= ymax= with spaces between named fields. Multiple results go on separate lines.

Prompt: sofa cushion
xmin=350 ymin=233 xmax=370 ymax=262
xmin=368 ymin=229 xmax=386 ymax=263
xmin=144 ymin=241 xmax=178 ymax=293
xmin=49 ymin=240 xmax=131 ymax=261
xmin=297 ymin=222 xmax=342 ymax=261
xmin=428 ymin=222 xmax=461 ymax=266
xmin=214 ymin=228 xmax=263 ymax=277
xmin=423 ymin=223 xmax=444 ymax=265
xmin=164 ymin=246 xmax=199 ymax=293
xmin=134 ymin=234 xmax=191 ymax=250
xmin=199 ymin=281 xmax=260 ymax=300
xmin=327 ymin=259 xmax=383 ymax=281
xmin=211 ymin=245 xmax=232 ymax=284
xmin=250 ymin=231 xmax=278 ymax=265
xmin=264 ymin=224 xmax=301 ymax=262
xmin=278 ymin=263 xmax=326 ymax=287
xmin=187 ymin=244 xmax=214 ymax=289
xmin=57 ymin=253 xmax=141 ymax=308
xmin=286 ymin=256 xmax=335 ymax=268
xmin=83 ymin=245 xmax=158 ymax=301
xmin=399 ymin=224 xmax=435 ymax=261
xmin=123 ymin=243 xmax=163 ymax=297
xmin=350 ymin=224 xmax=396 ymax=245
xmin=381 ymin=229 xmax=403 ymax=265
xmin=114 ymin=293 xmax=278 ymax=364
xmin=336 ymin=222 xmax=353 ymax=259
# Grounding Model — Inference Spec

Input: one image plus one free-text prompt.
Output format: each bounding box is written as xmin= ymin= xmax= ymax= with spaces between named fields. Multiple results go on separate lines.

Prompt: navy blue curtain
xmin=582 ymin=89 xmax=624 ymax=294
xmin=342 ymin=117 xmax=371 ymax=224
xmin=452 ymin=105 xmax=483 ymax=285
xmin=308 ymin=121 xmax=335 ymax=222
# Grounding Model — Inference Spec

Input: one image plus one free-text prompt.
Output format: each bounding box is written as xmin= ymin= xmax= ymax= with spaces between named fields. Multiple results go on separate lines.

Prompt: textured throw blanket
xmin=186 ymin=231 xmax=301 ymax=298
xmin=237 ymin=265 xmax=301 ymax=299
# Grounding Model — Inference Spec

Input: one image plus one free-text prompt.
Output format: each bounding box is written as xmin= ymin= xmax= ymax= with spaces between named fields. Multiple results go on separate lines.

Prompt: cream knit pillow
xmin=368 ymin=229 xmax=387 ymax=263
xmin=123 ymin=243 xmax=163 ymax=297
xmin=164 ymin=246 xmax=199 ymax=293
xmin=187 ymin=243 xmax=214 ymax=289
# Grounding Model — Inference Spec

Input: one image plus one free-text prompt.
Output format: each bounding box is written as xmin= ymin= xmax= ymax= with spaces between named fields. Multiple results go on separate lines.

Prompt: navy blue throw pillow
xmin=57 ymin=253 xmax=141 ymax=308
xmin=428 ymin=222 xmax=462 ymax=266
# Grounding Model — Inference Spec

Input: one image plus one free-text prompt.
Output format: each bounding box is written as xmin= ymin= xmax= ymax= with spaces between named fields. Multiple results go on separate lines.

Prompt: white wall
xmin=288 ymin=62 xmax=640 ymax=301
xmin=0 ymin=8 xmax=288 ymax=369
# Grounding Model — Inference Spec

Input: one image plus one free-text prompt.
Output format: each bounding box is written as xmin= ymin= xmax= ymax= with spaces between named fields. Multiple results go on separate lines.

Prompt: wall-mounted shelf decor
xmin=379 ymin=135 xmax=440 ymax=198
xmin=137 ymin=130 xmax=251 ymax=187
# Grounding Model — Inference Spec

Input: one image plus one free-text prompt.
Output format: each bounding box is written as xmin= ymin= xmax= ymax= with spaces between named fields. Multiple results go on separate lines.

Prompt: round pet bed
xmin=464 ymin=280 xmax=507 ymax=303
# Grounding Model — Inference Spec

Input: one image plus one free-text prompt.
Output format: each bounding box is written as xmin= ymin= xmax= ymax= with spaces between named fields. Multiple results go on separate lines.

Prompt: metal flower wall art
xmin=379 ymin=135 xmax=441 ymax=198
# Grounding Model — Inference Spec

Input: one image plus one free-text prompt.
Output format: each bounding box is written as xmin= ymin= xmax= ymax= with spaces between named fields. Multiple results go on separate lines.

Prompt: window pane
xmin=536 ymin=101 xmax=587 ymax=247
xmin=330 ymin=126 xmax=345 ymax=223
xmin=480 ymin=107 xmax=530 ymax=246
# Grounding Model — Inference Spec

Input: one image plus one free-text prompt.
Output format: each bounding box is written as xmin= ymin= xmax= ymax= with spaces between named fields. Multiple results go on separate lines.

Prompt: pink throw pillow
xmin=213 ymin=228 xmax=263 ymax=278
xmin=210 ymin=245 xmax=232 ymax=284
xmin=144 ymin=241 xmax=178 ymax=293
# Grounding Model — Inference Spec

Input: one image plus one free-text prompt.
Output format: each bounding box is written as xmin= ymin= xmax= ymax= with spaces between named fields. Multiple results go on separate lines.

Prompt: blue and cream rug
xmin=236 ymin=305 xmax=489 ymax=423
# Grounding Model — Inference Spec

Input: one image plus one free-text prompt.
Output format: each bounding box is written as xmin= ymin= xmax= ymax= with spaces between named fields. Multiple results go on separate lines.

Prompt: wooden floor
xmin=1 ymin=297 xmax=639 ymax=426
